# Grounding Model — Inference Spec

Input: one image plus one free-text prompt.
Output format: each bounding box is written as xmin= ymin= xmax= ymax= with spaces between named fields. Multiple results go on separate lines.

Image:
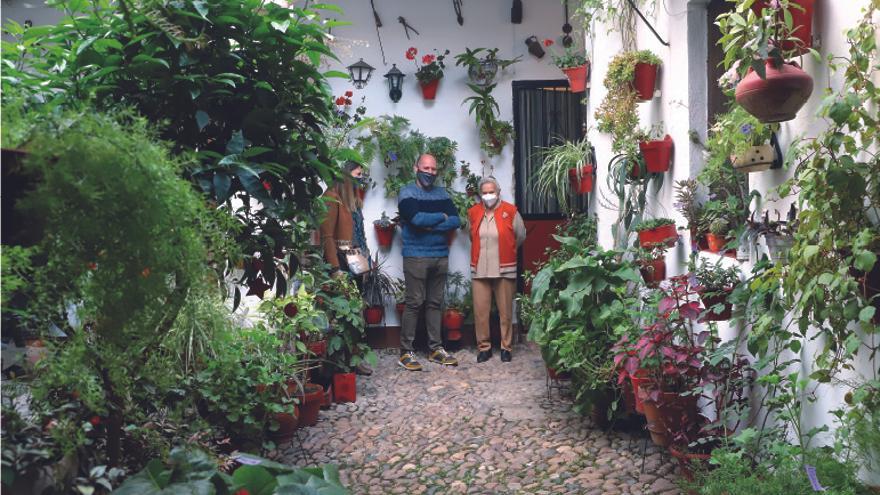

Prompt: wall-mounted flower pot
xmin=374 ymin=224 xmax=396 ymax=248
xmin=639 ymin=258 xmax=667 ymax=288
xmin=732 ymin=144 xmax=775 ymax=173
xmin=420 ymin=79 xmax=441 ymax=100
xmin=699 ymin=289 xmax=734 ymax=321
xmin=705 ymin=233 xmax=729 ymax=253
xmin=751 ymin=0 xmax=815 ymax=55
xmin=765 ymin=233 xmax=794 ymax=263
xmin=735 ymin=60 xmax=814 ymax=123
xmin=364 ymin=306 xmax=384 ymax=325
xmin=632 ymin=62 xmax=659 ymax=101
xmin=333 ymin=372 xmax=356 ymax=403
xmin=562 ymin=63 xmax=590 ymax=93
xmin=469 ymin=59 xmax=499 ymax=86
xmin=568 ymin=164 xmax=594 ymax=194
xmin=296 ymin=383 xmax=324 ymax=427
xmin=638 ymin=135 xmax=674 ymax=173
xmin=268 ymin=407 xmax=300 ymax=442
xmin=638 ymin=224 xmax=678 ymax=248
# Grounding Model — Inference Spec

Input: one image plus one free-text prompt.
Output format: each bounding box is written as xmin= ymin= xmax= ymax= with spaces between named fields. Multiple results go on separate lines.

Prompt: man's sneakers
xmin=500 ymin=349 xmax=512 ymax=362
xmin=428 ymin=347 xmax=459 ymax=366
xmin=398 ymin=352 xmax=423 ymax=371
xmin=477 ymin=349 xmax=493 ymax=363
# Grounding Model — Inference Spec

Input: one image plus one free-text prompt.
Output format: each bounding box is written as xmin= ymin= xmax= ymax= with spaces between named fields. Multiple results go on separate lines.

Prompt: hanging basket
xmin=735 ymin=60 xmax=814 ymax=123
xmin=638 ymin=135 xmax=674 ymax=173
xmin=568 ymin=164 xmax=595 ymax=194
xmin=562 ymin=63 xmax=590 ymax=93
xmin=420 ymin=79 xmax=441 ymax=100
xmin=632 ymin=62 xmax=659 ymax=101
xmin=751 ymin=0 xmax=815 ymax=55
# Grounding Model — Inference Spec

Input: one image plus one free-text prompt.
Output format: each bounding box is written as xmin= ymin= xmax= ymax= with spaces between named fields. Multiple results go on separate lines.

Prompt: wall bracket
xmin=626 ymin=0 xmax=670 ymax=47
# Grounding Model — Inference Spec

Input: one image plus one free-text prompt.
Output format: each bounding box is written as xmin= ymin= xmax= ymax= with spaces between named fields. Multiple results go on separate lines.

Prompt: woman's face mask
xmin=481 ymin=193 xmax=498 ymax=207
xmin=355 ymin=176 xmax=369 ymax=189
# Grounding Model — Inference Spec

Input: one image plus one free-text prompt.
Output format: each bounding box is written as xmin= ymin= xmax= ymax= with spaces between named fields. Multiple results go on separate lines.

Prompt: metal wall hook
xmin=625 ymin=0 xmax=669 ymax=47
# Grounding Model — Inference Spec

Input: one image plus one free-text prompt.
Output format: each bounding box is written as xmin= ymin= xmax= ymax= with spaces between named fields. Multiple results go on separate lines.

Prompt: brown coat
xmin=319 ymin=190 xmax=354 ymax=269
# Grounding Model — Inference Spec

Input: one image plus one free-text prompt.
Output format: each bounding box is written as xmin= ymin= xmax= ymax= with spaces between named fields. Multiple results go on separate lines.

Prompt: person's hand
xmin=442 ymin=213 xmax=448 ymax=221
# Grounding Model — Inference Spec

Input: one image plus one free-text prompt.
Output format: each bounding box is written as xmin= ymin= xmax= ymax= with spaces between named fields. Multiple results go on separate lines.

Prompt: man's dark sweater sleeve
xmin=432 ymin=197 xmax=461 ymax=232
xmin=399 ymin=197 xmax=446 ymax=227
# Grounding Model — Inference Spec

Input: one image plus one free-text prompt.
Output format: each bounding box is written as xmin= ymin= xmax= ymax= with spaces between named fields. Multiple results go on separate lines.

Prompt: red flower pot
xmin=705 ymin=233 xmax=728 ymax=253
xmin=395 ymin=302 xmax=406 ymax=319
xmin=751 ymin=0 xmax=815 ymax=55
xmin=420 ymin=79 xmax=441 ymax=100
xmin=568 ymin=165 xmax=595 ymax=194
xmin=629 ymin=370 xmax=652 ymax=414
xmin=442 ymin=309 xmax=464 ymax=331
xmin=296 ymin=383 xmax=324 ymax=427
xmin=632 ymin=62 xmax=659 ymax=101
xmin=699 ymin=290 xmax=733 ymax=321
xmin=639 ymin=135 xmax=673 ymax=174
xmin=375 ymin=224 xmax=396 ymax=248
xmin=638 ymin=388 xmax=699 ymax=447
xmin=735 ymin=60 xmax=814 ymax=123
xmin=639 ymin=258 xmax=667 ymax=288
xmin=307 ymin=339 xmax=327 ymax=357
xmin=364 ymin=306 xmax=384 ymax=325
xmin=562 ymin=63 xmax=590 ymax=93
xmin=638 ymin=224 xmax=678 ymax=248
xmin=268 ymin=407 xmax=300 ymax=442
xmin=333 ymin=372 xmax=356 ymax=403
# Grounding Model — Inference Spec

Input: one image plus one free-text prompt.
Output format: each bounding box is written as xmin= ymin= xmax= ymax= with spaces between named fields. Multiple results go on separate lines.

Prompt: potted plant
xmin=635 ymin=218 xmax=678 ymax=248
xmin=691 ymin=258 xmax=741 ymax=321
xmin=392 ymin=277 xmax=406 ymax=320
xmin=706 ymin=218 xmax=732 ymax=253
xmin=637 ymin=124 xmax=674 ymax=175
xmin=534 ymin=136 xmax=594 ymax=213
xmin=673 ymin=179 xmax=709 ymax=250
xmin=717 ymin=0 xmax=814 ymax=122
xmin=442 ymin=271 xmax=469 ymax=341
xmin=750 ymin=0 xmax=816 ymax=55
xmin=406 ymin=47 xmax=450 ymax=100
xmin=543 ymin=38 xmax=590 ymax=93
xmin=462 ymin=83 xmax=515 ymax=157
xmin=454 ymin=47 xmax=521 ymax=87
xmin=638 ymin=246 xmax=668 ymax=288
xmin=373 ymin=211 xmax=397 ymax=249
xmin=362 ymin=255 xmax=396 ymax=325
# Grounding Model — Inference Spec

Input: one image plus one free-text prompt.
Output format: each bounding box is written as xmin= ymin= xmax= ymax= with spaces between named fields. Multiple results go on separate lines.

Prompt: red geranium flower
xmin=234 ymin=490 xmax=251 ymax=495
xmin=87 ymin=262 xmax=97 ymax=270
xmin=405 ymin=47 xmax=418 ymax=60
xmin=344 ymin=98 xmax=352 ymax=105
xmin=262 ymin=180 xmax=272 ymax=191
xmin=344 ymin=90 xmax=353 ymax=97
xmin=422 ymin=54 xmax=435 ymax=65
xmin=543 ymin=38 xmax=554 ymax=47
xmin=89 ymin=416 xmax=101 ymax=426
xmin=335 ymin=96 xmax=346 ymax=105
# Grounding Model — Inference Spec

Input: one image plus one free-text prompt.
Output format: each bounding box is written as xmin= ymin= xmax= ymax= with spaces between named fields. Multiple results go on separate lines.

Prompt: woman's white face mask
xmin=481 ymin=193 xmax=498 ymax=207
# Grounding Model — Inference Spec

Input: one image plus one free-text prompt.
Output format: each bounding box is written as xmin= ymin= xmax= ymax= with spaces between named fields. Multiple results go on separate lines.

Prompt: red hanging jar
xmin=735 ymin=60 xmax=814 ymax=123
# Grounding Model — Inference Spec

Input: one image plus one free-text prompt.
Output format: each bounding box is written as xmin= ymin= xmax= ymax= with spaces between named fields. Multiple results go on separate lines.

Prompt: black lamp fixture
xmin=384 ymin=64 xmax=405 ymax=102
xmin=347 ymin=58 xmax=375 ymax=89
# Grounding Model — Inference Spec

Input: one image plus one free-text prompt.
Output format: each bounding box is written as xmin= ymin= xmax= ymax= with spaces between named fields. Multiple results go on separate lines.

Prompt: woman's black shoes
xmin=477 ymin=350 xmax=493 ymax=363
xmin=501 ymin=350 xmax=512 ymax=362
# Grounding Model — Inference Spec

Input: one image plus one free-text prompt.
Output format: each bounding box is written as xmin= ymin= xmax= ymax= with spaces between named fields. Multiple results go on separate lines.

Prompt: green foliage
xmin=595 ymin=50 xmax=660 ymax=155
xmin=444 ymin=272 xmax=470 ymax=314
xmin=633 ymin=218 xmax=675 ymax=232
xmin=1 ymin=0 xmax=343 ymax=297
xmin=463 ymin=83 xmax=514 ymax=157
xmin=692 ymin=258 xmax=741 ymax=292
xmin=454 ymin=47 xmax=521 ymax=84
xmin=535 ymin=137 xmax=594 ymax=214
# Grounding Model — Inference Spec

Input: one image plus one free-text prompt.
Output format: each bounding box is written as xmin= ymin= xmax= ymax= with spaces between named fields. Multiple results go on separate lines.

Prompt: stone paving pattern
xmin=280 ymin=343 xmax=683 ymax=494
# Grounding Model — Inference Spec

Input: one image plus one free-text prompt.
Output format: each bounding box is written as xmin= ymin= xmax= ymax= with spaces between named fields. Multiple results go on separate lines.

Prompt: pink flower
xmin=405 ymin=47 xmax=418 ymax=60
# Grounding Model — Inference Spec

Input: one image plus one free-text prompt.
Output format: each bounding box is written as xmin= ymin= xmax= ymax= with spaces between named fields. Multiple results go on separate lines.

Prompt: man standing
xmin=397 ymin=154 xmax=460 ymax=371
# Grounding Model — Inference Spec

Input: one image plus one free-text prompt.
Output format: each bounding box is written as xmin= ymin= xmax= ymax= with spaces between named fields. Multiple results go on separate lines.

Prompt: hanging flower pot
xmin=296 ymin=383 xmax=325 ymax=427
xmin=562 ymin=63 xmax=590 ymax=93
xmin=374 ymin=223 xmax=396 ymax=248
xmin=364 ymin=306 xmax=384 ymax=325
xmin=698 ymin=288 xmax=734 ymax=321
xmin=468 ymin=59 xmax=499 ymax=86
xmin=420 ymin=79 xmax=441 ymax=100
xmin=568 ymin=164 xmax=594 ymax=194
xmin=333 ymin=372 xmax=357 ymax=403
xmin=638 ymin=224 xmax=678 ymax=248
xmin=705 ymin=233 xmax=729 ymax=253
xmin=751 ymin=0 xmax=815 ymax=55
xmin=638 ymin=135 xmax=674 ymax=173
xmin=732 ymin=144 xmax=776 ymax=173
xmin=632 ymin=62 xmax=659 ymax=101
xmin=639 ymin=258 xmax=667 ymax=288
xmin=735 ymin=60 xmax=814 ymax=123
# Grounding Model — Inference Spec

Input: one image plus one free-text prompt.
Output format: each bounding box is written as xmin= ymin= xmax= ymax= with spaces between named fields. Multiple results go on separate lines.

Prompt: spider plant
xmin=534 ymin=136 xmax=594 ymax=213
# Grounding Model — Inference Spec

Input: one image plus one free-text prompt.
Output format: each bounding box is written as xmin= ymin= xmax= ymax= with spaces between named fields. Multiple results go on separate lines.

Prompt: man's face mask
xmin=417 ymin=171 xmax=437 ymax=188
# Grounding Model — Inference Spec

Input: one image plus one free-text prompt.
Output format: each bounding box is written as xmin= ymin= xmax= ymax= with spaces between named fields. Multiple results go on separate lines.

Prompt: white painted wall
xmin=325 ymin=0 xmax=572 ymax=325
xmin=586 ymin=0 xmax=877 ymax=482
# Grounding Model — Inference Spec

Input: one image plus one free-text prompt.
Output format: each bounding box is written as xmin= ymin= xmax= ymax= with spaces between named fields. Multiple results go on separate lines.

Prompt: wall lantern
xmin=347 ymin=58 xmax=375 ymax=89
xmin=384 ymin=64 xmax=405 ymax=102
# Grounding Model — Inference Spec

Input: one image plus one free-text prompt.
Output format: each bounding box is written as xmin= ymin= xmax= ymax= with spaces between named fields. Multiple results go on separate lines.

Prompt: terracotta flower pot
xmin=364 ymin=306 xmax=384 ymax=325
xmin=296 ymin=383 xmax=324 ymax=427
xmin=632 ymin=62 xmax=659 ymax=101
xmin=638 ymin=388 xmax=699 ymax=447
xmin=639 ymin=258 xmax=667 ymax=288
xmin=735 ymin=60 xmax=814 ymax=123
xmin=568 ymin=165 xmax=595 ymax=194
xmin=562 ymin=63 xmax=590 ymax=93
xmin=699 ymin=289 xmax=734 ymax=321
xmin=751 ymin=0 xmax=815 ymax=55
xmin=638 ymin=135 xmax=674 ymax=173
xmin=638 ymin=224 xmax=678 ymax=248
xmin=732 ymin=144 xmax=775 ymax=173
xmin=420 ymin=79 xmax=441 ymax=100
xmin=268 ymin=407 xmax=300 ymax=442
xmin=705 ymin=233 xmax=729 ymax=253
xmin=442 ymin=309 xmax=464 ymax=331
xmin=375 ymin=224 xmax=396 ymax=248
xmin=333 ymin=372 xmax=356 ymax=403
xmin=629 ymin=370 xmax=652 ymax=414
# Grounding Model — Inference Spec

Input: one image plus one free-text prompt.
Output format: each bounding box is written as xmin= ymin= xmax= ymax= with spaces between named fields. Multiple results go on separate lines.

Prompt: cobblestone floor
xmin=280 ymin=343 xmax=682 ymax=495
